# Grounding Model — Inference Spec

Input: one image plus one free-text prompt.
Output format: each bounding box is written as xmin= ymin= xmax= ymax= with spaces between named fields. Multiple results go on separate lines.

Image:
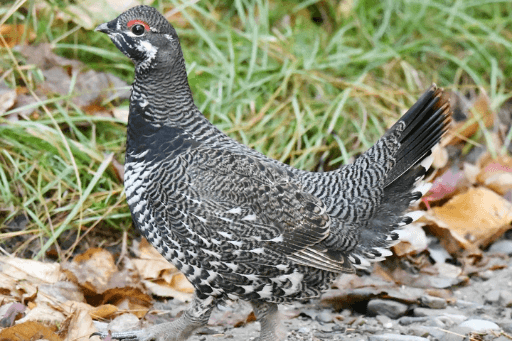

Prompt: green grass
xmin=1 ymin=0 xmax=511 ymax=259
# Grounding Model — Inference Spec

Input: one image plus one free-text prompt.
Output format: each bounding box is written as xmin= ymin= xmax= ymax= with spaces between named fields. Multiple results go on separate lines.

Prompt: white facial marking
xmin=136 ymin=40 xmax=158 ymax=71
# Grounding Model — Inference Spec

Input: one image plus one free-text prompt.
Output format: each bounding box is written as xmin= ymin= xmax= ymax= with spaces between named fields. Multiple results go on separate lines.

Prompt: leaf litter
xmin=1 ymin=4 xmax=512 ymax=341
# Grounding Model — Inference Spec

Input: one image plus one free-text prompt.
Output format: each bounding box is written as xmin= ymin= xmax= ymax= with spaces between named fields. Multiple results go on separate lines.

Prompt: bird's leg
xmin=251 ymin=301 xmax=282 ymax=341
xmin=92 ymin=294 xmax=214 ymax=341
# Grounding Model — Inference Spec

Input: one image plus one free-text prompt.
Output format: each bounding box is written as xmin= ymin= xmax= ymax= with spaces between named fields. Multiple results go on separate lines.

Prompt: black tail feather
xmin=384 ymin=85 xmax=451 ymax=187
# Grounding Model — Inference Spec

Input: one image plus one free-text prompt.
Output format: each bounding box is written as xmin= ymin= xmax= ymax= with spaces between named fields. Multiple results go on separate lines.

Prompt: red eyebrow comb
xmin=127 ymin=19 xmax=150 ymax=31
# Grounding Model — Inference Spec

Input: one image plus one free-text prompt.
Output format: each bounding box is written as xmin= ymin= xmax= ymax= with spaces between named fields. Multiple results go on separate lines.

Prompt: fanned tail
xmin=354 ymin=84 xmax=452 ymax=265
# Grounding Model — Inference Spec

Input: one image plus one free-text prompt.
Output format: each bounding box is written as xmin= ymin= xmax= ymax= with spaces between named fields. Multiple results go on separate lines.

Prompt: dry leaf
xmin=422 ymin=168 xmax=468 ymax=208
xmin=463 ymin=162 xmax=479 ymax=184
xmin=0 ymin=320 xmax=61 ymax=341
xmin=392 ymin=224 xmax=428 ymax=256
xmin=64 ymin=307 xmax=97 ymax=341
xmin=101 ymin=287 xmax=152 ymax=318
xmin=112 ymin=107 xmax=129 ymax=123
xmin=449 ymin=92 xmax=494 ymax=144
xmin=0 ymin=302 xmax=26 ymax=327
xmin=0 ymin=83 xmax=16 ymax=115
xmin=19 ymin=44 xmax=129 ymax=107
xmin=0 ymin=24 xmax=35 ymax=47
xmin=424 ymin=187 xmax=512 ymax=253
xmin=134 ymin=239 xmax=194 ymax=301
xmin=16 ymin=303 xmax=66 ymax=325
xmin=89 ymin=304 xmax=118 ymax=319
xmin=477 ymin=154 xmax=512 ymax=195
xmin=0 ymin=256 xmax=62 ymax=283
xmin=63 ymin=248 xmax=117 ymax=293
xmin=431 ymin=144 xmax=449 ymax=169
xmin=133 ymin=238 xmax=177 ymax=280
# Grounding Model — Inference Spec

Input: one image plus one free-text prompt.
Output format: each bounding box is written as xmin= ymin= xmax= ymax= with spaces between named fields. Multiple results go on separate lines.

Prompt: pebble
xmin=458 ymin=319 xmax=501 ymax=331
xmin=367 ymin=299 xmax=408 ymax=319
xmin=413 ymin=307 xmax=461 ymax=317
xmin=455 ymin=300 xmax=480 ymax=309
xmin=442 ymin=326 xmax=472 ymax=341
xmin=503 ymin=322 xmax=512 ymax=334
xmin=438 ymin=313 xmax=467 ymax=325
xmin=375 ymin=314 xmax=393 ymax=328
xmin=398 ymin=316 xmax=429 ymax=325
xmin=368 ymin=334 xmax=429 ymax=341
xmin=316 ymin=310 xmax=333 ymax=323
xmin=297 ymin=327 xmax=310 ymax=334
xmin=420 ymin=295 xmax=447 ymax=309
xmin=500 ymin=290 xmax=512 ymax=307
xmin=409 ymin=325 xmax=446 ymax=340
xmin=484 ymin=289 xmax=501 ymax=305
xmin=488 ymin=239 xmax=512 ymax=255
xmin=479 ymin=269 xmax=494 ymax=280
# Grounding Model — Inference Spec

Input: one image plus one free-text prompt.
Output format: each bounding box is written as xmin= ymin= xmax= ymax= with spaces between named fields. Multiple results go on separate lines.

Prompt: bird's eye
xmin=131 ymin=24 xmax=145 ymax=36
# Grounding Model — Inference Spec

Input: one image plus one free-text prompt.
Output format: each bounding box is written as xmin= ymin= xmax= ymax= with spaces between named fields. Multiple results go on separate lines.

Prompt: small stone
xmin=316 ymin=310 xmax=333 ymax=323
xmin=297 ymin=327 xmax=310 ymax=334
xmin=438 ymin=314 xmax=467 ymax=325
xmin=455 ymin=300 xmax=480 ymax=309
xmin=368 ymin=333 xmax=429 ymax=341
xmin=408 ymin=326 xmax=429 ymax=337
xmin=488 ymin=240 xmax=512 ymax=255
xmin=430 ymin=317 xmax=446 ymax=327
xmin=484 ymin=289 xmax=501 ymax=304
xmin=398 ymin=316 xmax=429 ymax=325
xmin=409 ymin=325 xmax=447 ymax=339
xmin=367 ymin=299 xmax=408 ymax=319
xmin=443 ymin=327 xmax=472 ymax=341
xmin=479 ymin=269 xmax=494 ymax=280
xmin=459 ymin=319 xmax=501 ymax=331
xmin=351 ymin=316 xmax=367 ymax=326
xmin=420 ymin=295 xmax=447 ymax=309
xmin=376 ymin=315 xmax=393 ymax=328
xmin=502 ymin=322 xmax=512 ymax=334
xmin=500 ymin=290 xmax=512 ymax=307
xmin=413 ymin=307 xmax=462 ymax=317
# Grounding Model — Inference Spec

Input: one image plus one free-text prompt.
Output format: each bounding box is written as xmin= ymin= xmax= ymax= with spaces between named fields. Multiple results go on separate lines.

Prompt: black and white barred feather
xmin=101 ymin=5 xmax=451 ymax=304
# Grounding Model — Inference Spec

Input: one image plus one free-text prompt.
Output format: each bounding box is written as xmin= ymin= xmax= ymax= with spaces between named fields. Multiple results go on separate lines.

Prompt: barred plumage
xmin=94 ymin=5 xmax=451 ymax=341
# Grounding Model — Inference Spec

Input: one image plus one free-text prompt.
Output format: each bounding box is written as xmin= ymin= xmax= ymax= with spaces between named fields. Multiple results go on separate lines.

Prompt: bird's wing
xmin=144 ymin=145 xmax=349 ymax=273
xmin=185 ymin=148 xmax=330 ymax=253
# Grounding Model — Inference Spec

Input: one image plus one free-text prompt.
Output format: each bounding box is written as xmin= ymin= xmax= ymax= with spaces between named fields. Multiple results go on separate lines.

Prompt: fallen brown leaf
xmin=423 ymin=187 xmax=512 ymax=253
xmin=448 ymin=92 xmax=494 ymax=144
xmin=64 ymin=306 xmax=97 ymax=341
xmin=0 ymin=320 xmax=62 ymax=341
xmin=392 ymin=223 xmax=428 ymax=257
xmin=0 ymin=24 xmax=35 ymax=47
xmin=63 ymin=248 xmax=118 ymax=294
xmin=477 ymin=153 xmax=512 ymax=195
xmin=101 ymin=287 xmax=152 ymax=318
xmin=133 ymin=239 xmax=194 ymax=301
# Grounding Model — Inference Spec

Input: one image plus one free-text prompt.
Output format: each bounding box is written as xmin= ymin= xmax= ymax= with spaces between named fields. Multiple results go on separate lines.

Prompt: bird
xmin=94 ymin=5 xmax=451 ymax=341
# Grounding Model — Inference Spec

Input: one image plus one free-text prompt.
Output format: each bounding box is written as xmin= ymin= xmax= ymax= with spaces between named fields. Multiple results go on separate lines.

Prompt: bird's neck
xmin=131 ymin=54 xmax=197 ymax=124
xmin=126 ymin=56 xmax=215 ymax=156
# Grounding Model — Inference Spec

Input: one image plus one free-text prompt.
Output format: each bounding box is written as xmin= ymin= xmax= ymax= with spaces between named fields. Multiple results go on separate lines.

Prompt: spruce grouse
xmin=95 ymin=5 xmax=451 ymax=341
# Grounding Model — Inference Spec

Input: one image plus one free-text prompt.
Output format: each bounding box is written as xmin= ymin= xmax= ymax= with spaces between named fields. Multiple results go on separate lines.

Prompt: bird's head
xmin=96 ymin=5 xmax=181 ymax=73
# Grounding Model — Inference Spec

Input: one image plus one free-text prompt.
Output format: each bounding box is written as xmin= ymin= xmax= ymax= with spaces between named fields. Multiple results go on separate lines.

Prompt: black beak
xmin=95 ymin=22 xmax=113 ymax=34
